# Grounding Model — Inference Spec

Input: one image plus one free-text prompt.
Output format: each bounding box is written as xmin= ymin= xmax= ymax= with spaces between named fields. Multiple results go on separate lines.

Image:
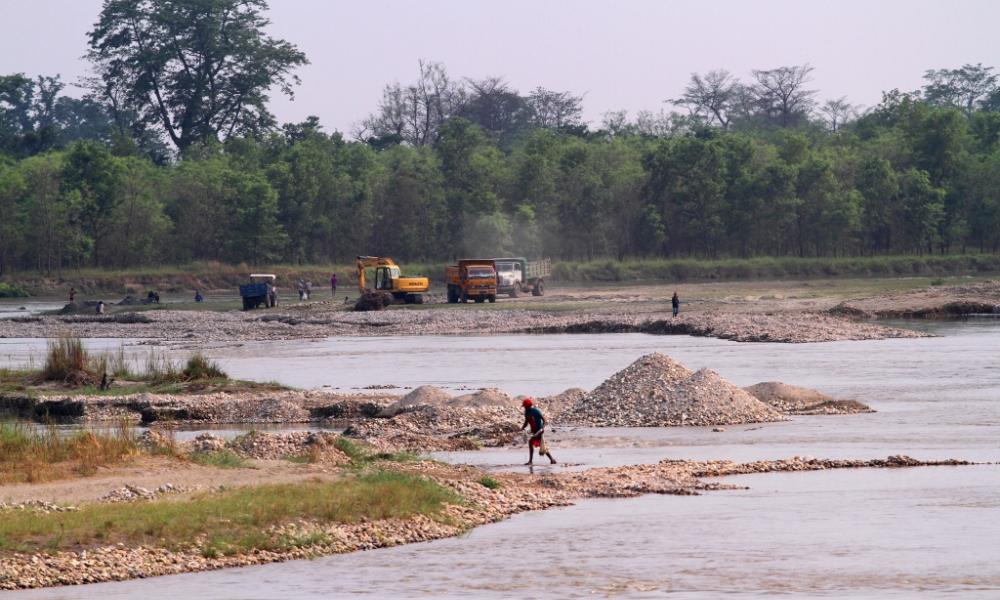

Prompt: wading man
xmin=521 ymin=398 xmax=557 ymax=465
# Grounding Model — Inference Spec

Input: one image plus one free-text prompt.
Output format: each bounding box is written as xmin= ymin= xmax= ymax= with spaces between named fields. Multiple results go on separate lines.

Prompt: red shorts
xmin=530 ymin=432 xmax=542 ymax=447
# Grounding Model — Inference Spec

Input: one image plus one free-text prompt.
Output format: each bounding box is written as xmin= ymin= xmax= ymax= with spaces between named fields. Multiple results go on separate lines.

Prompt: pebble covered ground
xmin=0 ymin=306 xmax=925 ymax=344
xmin=0 ymin=454 xmax=972 ymax=591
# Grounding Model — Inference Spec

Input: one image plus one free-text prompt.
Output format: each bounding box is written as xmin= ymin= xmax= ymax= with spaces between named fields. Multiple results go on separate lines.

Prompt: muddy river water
xmin=4 ymin=321 xmax=1000 ymax=598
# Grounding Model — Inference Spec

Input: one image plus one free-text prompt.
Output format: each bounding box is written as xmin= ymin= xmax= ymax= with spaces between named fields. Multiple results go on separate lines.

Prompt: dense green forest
xmin=1 ymin=0 xmax=999 ymax=276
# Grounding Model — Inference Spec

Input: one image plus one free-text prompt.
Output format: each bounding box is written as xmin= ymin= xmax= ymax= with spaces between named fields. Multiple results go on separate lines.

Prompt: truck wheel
xmin=488 ymin=295 xmax=496 ymax=303
xmin=475 ymin=296 xmax=484 ymax=303
xmin=242 ymin=297 xmax=251 ymax=310
xmin=461 ymin=293 xmax=469 ymax=303
xmin=413 ymin=294 xmax=424 ymax=305
xmin=447 ymin=286 xmax=457 ymax=304
xmin=532 ymin=280 xmax=545 ymax=296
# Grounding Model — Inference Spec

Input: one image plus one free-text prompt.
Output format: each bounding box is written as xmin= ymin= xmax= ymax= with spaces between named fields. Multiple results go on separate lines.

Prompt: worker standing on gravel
xmin=330 ymin=273 xmax=338 ymax=298
xmin=672 ymin=292 xmax=680 ymax=317
xmin=521 ymin=398 xmax=557 ymax=465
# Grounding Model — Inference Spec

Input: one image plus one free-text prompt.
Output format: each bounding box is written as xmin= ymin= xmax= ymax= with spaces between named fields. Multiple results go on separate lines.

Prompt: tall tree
xmin=87 ymin=0 xmax=308 ymax=153
xmin=360 ymin=61 xmax=465 ymax=147
xmin=673 ymin=69 xmax=737 ymax=129
xmin=818 ymin=97 xmax=857 ymax=132
xmin=750 ymin=64 xmax=817 ymax=128
xmin=923 ymin=63 xmax=998 ymax=116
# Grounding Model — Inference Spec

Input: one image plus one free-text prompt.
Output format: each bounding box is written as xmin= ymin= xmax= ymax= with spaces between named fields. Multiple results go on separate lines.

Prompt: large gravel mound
xmin=563 ymin=353 xmax=785 ymax=426
xmin=378 ymin=385 xmax=453 ymax=417
xmin=744 ymin=381 xmax=873 ymax=414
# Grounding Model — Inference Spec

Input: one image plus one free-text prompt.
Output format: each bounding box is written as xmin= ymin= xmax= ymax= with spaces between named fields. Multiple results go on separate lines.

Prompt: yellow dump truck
xmin=446 ymin=259 xmax=497 ymax=303
xmin=355 ymin=256 xmax=429 ymax=304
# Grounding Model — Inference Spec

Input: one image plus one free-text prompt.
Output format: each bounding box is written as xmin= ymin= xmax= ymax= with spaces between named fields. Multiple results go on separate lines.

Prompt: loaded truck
xmin=239 ymin=273 xmax=276 ymax=310
xmin=355 ymin=256 xmax=429 ymax=304
xmin=492 ymin=257 xmax=551 ymax=297
xmin=446 ymin=259 xmax=497 ymax=303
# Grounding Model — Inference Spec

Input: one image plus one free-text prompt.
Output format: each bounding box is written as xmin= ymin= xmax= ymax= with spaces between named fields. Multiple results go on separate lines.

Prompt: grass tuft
xmin=477 ymin=476 xmax=501 ymax=490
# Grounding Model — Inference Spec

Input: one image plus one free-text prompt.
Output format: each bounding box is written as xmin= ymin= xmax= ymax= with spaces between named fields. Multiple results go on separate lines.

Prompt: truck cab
xmin=492 ymin=257 xmax=549 ymax=297
xmin=446 ymin=259 xmax=498 ymax=303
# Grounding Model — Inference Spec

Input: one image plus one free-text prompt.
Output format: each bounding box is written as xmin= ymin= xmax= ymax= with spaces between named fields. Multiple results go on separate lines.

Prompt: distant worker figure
xmin=268 ymin=282 xmax=278 ymax=308
xmin=194 ymin=290 xmax=204 ymax=303
xmin=304 ymin=280 xmax=312 ymax=300
xmin=147 ymin=290 xmax=160 ymax=304
xmin=671 ymin=292 xmax=680 ymax=318
xmin=297 ymin=280 xmax=305 ymax=301
xmin=69 ymin=287 xmax=76 ymax=302
xmin=521 ymin=398 xmax=557 ymax=465
xmin=330 ymin=273 xmax=338 ymax=297
xmin=96 ymin=300 xmax=105 ymax=314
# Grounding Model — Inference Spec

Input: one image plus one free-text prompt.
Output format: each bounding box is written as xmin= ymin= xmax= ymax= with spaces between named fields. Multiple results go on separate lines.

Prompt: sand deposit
xmin=743 ymin=381 xmax=874 ymax=415
xmin=0 ymin=454 xmax=973 ymax=591
xmin=562 ymin=353 xmax=785 ymax=427
xmin=0 ymin=306 xmax=924 ymax=344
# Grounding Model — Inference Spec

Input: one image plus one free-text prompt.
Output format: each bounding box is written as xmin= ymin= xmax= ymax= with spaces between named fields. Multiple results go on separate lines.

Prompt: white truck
xmin=492 ymin=257 xmax=551 ymax=297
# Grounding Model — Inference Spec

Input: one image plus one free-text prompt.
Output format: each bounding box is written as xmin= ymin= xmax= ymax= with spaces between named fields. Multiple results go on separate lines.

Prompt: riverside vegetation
xmin=1 ymin=1 xmax=1000 ymax=276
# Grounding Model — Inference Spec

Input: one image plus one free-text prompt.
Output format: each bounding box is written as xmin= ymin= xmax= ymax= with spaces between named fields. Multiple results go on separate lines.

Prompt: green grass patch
xmin=477 ymin=476 xmax=501 ymax=490
xmin=189 ymin=449 xmax=250 ymax=469
xmin=0 ymin=472 xmax=460 ymax=554
xmin=333 ymin=437 xmax=423 ymax=467
xmin=0 ymin=282 xmax=29 ymax=298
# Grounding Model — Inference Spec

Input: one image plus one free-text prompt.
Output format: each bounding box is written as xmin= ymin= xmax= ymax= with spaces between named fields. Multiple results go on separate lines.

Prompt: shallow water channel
xmin=4 ymin=321 xmax=1000 ymax=597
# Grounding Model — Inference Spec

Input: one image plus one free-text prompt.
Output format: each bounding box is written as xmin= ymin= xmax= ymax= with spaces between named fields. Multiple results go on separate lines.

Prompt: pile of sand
xmin=379 ymin=386 xmax=515 ymax=417
xmin=743 ymin=382 xmax=874 ymax=415
xmin=378 ymin=385 xmax=453 ymax=417
xmin=562 ymin=353 xmax=785 ymax=426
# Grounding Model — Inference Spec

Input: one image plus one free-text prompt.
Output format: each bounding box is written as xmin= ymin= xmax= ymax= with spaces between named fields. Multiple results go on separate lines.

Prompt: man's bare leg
xmin=525 ymin=445 xmax=534 ymax=465
xmin=546 ymin=451 xmax=557 ymax=465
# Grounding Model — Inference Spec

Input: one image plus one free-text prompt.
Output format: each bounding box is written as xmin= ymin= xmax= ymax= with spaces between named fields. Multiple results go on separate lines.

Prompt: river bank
xmin=4 ymin=279 xmax=998 ymax=345
xmin=0 ymin=447 xmax=970 ymax=591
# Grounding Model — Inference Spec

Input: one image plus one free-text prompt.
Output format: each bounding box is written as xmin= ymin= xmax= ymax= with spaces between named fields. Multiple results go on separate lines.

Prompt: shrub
xmin=0 ymin=283 xmax=29 ymax=298
xmin=477 ymin=476 xmax=501 ymax=489
xmin=40 ymin=337 xmax=90 ymax=383
xmin=182 ymin=354 xmax=227 ymax=381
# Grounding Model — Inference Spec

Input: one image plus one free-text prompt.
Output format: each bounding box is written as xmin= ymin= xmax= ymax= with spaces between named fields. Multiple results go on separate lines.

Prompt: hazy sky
xmin=2 ymin=0 xmax=998 ymax=135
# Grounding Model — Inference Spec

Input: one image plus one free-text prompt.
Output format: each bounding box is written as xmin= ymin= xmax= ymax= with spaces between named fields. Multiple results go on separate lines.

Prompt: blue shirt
xmin=525 ymin=406 xmax=545 ymax=433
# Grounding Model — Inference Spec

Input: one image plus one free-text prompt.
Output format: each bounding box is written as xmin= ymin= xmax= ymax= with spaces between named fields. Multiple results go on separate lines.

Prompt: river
xmin=3 ymin=321 xmax=1000 ymax=598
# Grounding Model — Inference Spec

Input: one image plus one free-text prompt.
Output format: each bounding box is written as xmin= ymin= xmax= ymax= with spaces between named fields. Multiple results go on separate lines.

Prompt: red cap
xmin=522 ymin=398 xmax=533 ymax=407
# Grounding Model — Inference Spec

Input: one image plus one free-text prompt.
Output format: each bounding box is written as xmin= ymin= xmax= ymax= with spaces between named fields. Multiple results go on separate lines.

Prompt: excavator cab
xmin=374 ymin=266 xmax=399 ymax=290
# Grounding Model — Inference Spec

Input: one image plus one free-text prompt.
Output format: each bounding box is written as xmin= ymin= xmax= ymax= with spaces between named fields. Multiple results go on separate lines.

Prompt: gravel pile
xmin=743 ymin=382 xmax=874 ymax=414
xmin=0 ymin=500 xmax=78 ymax=514
xmin=378 ymin=385 xmax=453 ymax=417
xmin=224 ymin=431 xmax=349 ymax=462
xmin=562 ymin=353 xmax=785 ymax=426
xmin=99 ymin=484 xmax=187 ymax=503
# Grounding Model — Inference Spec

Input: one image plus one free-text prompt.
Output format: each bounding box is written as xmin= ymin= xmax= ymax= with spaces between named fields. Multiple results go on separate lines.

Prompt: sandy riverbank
xmin=0 ymin=442 xmax=970 ymax=591
xmin=6 ymin=279 xmax=996 ymax=344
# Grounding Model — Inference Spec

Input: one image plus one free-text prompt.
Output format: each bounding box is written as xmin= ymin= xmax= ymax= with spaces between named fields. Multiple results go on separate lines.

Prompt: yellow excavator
xmin=355 ymin=256 xmax=429 ymax=304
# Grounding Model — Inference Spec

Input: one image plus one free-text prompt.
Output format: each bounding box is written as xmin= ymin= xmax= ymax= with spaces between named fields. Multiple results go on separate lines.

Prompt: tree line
xmin=1 ymin=0 xmax=999 ymax=275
